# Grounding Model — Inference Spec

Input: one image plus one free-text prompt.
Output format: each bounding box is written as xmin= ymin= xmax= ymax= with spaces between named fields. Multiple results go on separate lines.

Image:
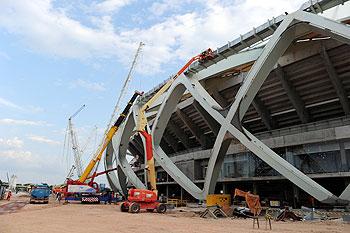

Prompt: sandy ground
xmin=0 ymin=196 xmax=349 ymax=233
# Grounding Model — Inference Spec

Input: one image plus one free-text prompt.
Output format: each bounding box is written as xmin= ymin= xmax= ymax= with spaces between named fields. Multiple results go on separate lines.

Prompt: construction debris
xmin=200 ymin=205 xmax=228 ymax=219
xmin=276 ymin=207 xmax=302 ymax=221
xmin=232 ymin=207 xmax=254 ymax=218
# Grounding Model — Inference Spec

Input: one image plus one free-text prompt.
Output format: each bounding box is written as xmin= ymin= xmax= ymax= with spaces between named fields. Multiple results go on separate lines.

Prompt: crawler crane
xmin=63 ymin=91 xmax=142 ymax=203
xmin=62 ymin=42 xmax=144 ymax=203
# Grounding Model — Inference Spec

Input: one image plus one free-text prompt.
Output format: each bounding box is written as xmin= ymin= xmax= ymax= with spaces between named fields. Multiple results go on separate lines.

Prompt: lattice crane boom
xmin=78 ymin=42 xmax=145 ymax=183
xmin=68 ymin=104 xmax=86 ymax=178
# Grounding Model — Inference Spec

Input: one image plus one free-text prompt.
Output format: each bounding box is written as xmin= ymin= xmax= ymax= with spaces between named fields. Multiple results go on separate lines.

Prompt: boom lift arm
xmin=79 ymin=91 xmax=142 ymax=183
xmin=136 ymin=48 xmax=214 ymax=192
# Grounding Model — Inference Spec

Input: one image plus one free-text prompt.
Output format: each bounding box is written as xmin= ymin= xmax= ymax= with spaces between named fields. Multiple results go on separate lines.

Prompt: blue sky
xmin=0 ymin=0 xmax=309 ymax=185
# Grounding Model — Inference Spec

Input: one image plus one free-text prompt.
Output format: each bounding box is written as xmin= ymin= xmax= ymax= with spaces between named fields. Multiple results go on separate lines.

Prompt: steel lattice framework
xmin=105 ymin=5 xmax=350 ymax=204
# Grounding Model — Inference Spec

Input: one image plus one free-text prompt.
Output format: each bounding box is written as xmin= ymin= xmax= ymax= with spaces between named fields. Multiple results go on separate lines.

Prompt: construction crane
xmin=63 ymin=92 xmax=142 ymax=204
xmin=61 ymin=43 xmax=144 ymax=204
xmin=79 ymin=42 xmax=145 ymax=183
xmin=120 ymin=48 xmax=214 ymax=213
xmin=104 ymin=41 xmax=145 ymax=133
xmin=78 ymin=91 xmax=142 ymax=183
xmin=68 ymin=104 xmax=86 ymax=178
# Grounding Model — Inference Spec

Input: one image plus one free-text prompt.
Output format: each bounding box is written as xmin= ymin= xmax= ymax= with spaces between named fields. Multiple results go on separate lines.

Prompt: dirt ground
xmin=0 ymin=196 xmax=349 ymax=233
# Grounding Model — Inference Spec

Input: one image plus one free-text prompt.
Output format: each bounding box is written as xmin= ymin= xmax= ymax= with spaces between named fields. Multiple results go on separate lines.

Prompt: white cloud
xmin=0 ymin=0 xmax=306 ymax=75
xmin=0 ymin=0 xmax=124 ymax=59
xmin=0 ymin=137 xmax=24 ymax=148
xmin=0 ymin=97 xmax=23 ymax=110
xmin=0 ymin=118 xmax=51 ymax=126
xmin=149 ymin=0 xmax=194 ymax=17
xmin=91 ymin=0 xmax=133 ymax=13
xmin=71 ymin=79 xmax=106 ymax=92
xmin=27 ymin=105 xmax=44 ymax=114
xmin=0 ymin=150 xmax=33 ymax=161
xmin=0 ymin=97 xmax=44 ymax=114
xmin=28 ymin=135 xmax=61 ymax=145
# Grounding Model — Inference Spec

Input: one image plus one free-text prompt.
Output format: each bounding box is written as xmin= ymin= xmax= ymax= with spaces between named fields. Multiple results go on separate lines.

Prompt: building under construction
xmin=104 ymin=0 xmax=350 ymax=208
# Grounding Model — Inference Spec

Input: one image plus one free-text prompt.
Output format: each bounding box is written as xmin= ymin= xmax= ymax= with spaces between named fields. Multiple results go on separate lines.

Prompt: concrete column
xmin=222 ymin=183 xmax=227 ymax=194
xmin=252 ymin=182 xmax=258 ymax=195
xmin=248 ymin=153 xmax=255 ymax=177
xmin=285 ymin=147 xmax=295 ymax=165
xmin=166 ymin=185 xmax=169 ymax=197
xmin=293 ymin=185 xmax=300 ymax=208
xmin=340 ymin=140 xmax=348 ymax=172
xmin=180 ymin=187 xmax=183 ymax=201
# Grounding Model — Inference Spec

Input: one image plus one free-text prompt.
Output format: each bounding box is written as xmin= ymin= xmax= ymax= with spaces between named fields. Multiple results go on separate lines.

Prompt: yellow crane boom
xmin=79 ymin=91 xmax=142 ymax=183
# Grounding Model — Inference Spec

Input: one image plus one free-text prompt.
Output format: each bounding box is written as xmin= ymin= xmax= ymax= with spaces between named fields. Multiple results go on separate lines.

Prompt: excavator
xmin=234 ymin=188 xmax=262 ymax=216
xmin=120 ymin=48 xmax=214 ymax=213
xmin=63 ymin=91 xmax=142 ymax=203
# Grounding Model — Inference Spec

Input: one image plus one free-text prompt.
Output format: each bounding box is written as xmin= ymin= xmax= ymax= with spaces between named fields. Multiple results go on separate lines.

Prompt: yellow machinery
xmin=78 ymin=91 xmax=142 ymax=183
xmin=206 ymin=194 xmax=231 ymax=207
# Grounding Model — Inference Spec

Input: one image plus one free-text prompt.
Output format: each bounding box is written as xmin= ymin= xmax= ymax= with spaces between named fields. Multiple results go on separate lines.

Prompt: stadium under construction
xmin=105 ymin=0 xmax=350 ymax=208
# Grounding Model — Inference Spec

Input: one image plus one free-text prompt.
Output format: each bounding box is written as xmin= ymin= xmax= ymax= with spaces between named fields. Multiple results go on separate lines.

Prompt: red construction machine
xmin=120 ymin=49 xmax=214 ymax=213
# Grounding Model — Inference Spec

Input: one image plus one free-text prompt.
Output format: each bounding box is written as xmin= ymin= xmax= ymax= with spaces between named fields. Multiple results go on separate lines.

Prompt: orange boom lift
xmin=120 ymin=49 xmax=214 ymax=213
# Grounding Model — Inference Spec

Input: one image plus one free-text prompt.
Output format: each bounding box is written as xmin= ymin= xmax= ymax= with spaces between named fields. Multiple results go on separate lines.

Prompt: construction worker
xmin=56 ymin=192 xmax=62 ymax=203
xmin=6 ymin=190 xmax=12 ymax=201
xmin=107 ymin=191 xmax=112 ymax=204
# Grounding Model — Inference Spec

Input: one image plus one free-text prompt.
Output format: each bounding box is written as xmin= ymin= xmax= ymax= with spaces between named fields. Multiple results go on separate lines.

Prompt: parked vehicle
xmin=30 ymin=184 xmax=50 ymax=204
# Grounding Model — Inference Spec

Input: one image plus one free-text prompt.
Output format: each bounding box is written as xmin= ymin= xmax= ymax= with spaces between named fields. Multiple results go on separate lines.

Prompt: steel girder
xmin=105 ymin=10 xmax=350 ymax=203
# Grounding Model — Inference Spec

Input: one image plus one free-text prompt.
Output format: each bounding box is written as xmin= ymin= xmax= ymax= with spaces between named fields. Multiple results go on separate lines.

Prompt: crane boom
xmin=78 ymin=91 xmax=142 ymax=183
xmin=69 ymin=104 xmax=86 ymax=120
xmin=90 ymin=42 xmax=145 ymax=178
xmin=65 ymin=165 xmax=76 ymax=182
xmin=68 ymin=104 xmax=86 ymax=177
xmin=101 ymin=42 xmax=145 ymax=149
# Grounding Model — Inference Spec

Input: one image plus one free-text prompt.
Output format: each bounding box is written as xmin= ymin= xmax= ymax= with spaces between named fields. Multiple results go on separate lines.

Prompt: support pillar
xmin=252 ymin=182 xmax=258 ymax=195
xmin=293 ymin=185 xmax=300 ymax=208
xmin=340 ymin=140 xmax=348 ymax=172
xmin=222 ymin=183 xmax=227 ymax=194
xmin=285 ymin=147 xmax=295 ymax=165
xmin=180 ymin=187 xmax=183 ymax=201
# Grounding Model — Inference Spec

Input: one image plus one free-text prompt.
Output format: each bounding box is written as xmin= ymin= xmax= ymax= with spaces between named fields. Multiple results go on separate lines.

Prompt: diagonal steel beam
xmin=276 ymin=65 xmax=311 ymax=123
xmin=233 ymin=10 xmax=350 ymax=123
xmin=320 ymin=46 xmax=350 ymax=115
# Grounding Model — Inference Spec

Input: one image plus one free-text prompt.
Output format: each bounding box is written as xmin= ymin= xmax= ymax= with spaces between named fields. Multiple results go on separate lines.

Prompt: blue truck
xmin=30 ymin=184 xmax=50 ymax=204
